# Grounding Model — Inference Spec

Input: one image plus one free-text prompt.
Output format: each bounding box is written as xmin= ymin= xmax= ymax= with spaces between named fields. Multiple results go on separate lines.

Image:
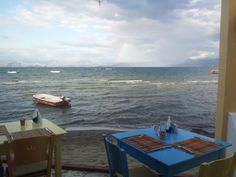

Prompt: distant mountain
xmin=5 ymin=62 xmax=47 ymax=67
xmin=109 ymin=63 xmax=132 ymax=67
xmin=28 ymin=63 xmax=48 ymax=67
xmin=6 ymin=62 xmax=24 ymax=67
xmin=96 ymin=63 xmax=133 ymax=67
xmin=177 ymin=59 xmax=219 ymax=68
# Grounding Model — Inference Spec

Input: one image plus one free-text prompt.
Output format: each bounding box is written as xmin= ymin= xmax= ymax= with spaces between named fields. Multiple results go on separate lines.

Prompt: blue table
xmin=112 ymin=128 xmax=231 ymax=177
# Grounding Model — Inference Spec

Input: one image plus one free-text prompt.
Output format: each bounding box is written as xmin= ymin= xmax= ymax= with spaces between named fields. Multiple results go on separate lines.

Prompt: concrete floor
xmin=52 ymin=169 xmax=198 ymax=177
xmin=52 ymin=170 xmax=109 ymax=177
xmin=61 ymin=170 xmax=108 ymax=177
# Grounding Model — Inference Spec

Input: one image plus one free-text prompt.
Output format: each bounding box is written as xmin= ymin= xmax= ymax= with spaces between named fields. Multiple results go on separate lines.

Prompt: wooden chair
xmin=198 ymin=152 xmax=236 ymax=177
xmin=5 ymin=135 xmax=54 ymax=177
xmin=103 ymin=134 xmax=159 ymax=177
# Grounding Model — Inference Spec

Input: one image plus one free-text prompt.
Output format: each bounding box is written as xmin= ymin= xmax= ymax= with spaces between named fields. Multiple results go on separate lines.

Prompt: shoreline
xmin=61 ymin=128 xmax=200 ymax=177
xmin=61 ymin=129 xmax=143 ymax=169
xmin=64 ymin=126 xmax=215 ymax=135
xmin=65 ymin=126 xmax=131 ymax=132
xmin=61 ymin=129 xmax=118 ymax=166
xmin=61 ymin=128 xmax=214 ymax=166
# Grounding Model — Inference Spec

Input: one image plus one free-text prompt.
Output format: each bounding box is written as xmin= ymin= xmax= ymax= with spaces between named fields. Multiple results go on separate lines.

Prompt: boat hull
xmin=35 ymin=99 xmax=70 ymax=107
xmin=33 ymin=94 xmax=71 ymax=107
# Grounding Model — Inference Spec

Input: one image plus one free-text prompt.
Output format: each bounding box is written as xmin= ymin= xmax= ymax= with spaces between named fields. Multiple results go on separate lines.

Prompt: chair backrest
xmin=5 ymin=135 xmax=54 ymax=177
xmin=198 ymin=152 xmax=236 ymax=177
xmin=103 ymin=134 xmax=129 ymax=177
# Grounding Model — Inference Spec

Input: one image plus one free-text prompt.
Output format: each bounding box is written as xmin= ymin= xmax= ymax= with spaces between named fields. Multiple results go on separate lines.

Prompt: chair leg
xmin=4 ymin=166 xmax=9 ymax=177
xmin=0 ymin=164 xmax=3 ymax=177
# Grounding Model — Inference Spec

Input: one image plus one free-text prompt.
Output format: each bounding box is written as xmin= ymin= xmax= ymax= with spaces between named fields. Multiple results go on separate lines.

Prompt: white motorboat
xmin=7 ymin=71 xmax=17 ymax=74
xmin=33 ymin=94 xmax=71 ymax=107
xmin=50 ymin=71 xmax=60 ymax=73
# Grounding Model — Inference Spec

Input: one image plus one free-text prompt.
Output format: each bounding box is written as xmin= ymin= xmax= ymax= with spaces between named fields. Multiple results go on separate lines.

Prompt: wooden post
xmin=216 ymin=0 xmax=236 ymax=140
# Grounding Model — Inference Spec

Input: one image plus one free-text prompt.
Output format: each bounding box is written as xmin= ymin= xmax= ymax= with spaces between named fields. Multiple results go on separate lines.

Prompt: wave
xmin=99 ymin=79 xmax=108 ymax=82
xmin=109 ymin=80 xmax=150 ymax=84
xmin=186 ymin=80 xmax=218 ymax=84
xmin=151 ymin=80 xmax=217 ymax=85
xmin=2 ymin=82 xmax=17 ymax=85
xmin=17 ymin=80 xmax=42 ymax=84
xmin=3 ymin=80 xmax=42 ymax=85
xmin=2 ymin=79 xmax=217 ymax=87
xmin=151 ymin=82 xmax=177 ymax=86
xmin=149 ymin=80 xmax=217 ymax=87
xmin=108 ymin=79 xmax=217 ymax=86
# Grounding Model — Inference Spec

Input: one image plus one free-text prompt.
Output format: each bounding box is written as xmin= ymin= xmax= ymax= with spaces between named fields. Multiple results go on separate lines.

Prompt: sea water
xmin=0 ymin=67 xmax=217 ymax=132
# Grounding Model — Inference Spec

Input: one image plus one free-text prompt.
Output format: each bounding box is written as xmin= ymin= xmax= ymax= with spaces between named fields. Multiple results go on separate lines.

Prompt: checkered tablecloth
xmin=175 ymin=137 xmax=222 ymax=156
xmin=121 ymin=134 xmax=222 ymax=156
xmin=121 ymin=135 xmax=170 ymax=153
xmin=11 ymin=128 xmax=53 ymax=140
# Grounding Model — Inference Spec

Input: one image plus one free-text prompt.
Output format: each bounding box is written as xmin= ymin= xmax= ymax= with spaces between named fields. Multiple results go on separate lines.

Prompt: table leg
xmin=219 ymin=150 xmax=225 ymax=158
xmin=161 ymin=172 xmax=173 ymax=177
xmin=54 ymin=136 xmax=62 ymax=177
xmin=162 ymin=175 xmax=173 ymax=177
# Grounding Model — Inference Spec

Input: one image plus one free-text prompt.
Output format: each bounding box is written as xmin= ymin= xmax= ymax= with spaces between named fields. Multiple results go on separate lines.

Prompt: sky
xmin=0 ymin=0 xmax=221 ymax=67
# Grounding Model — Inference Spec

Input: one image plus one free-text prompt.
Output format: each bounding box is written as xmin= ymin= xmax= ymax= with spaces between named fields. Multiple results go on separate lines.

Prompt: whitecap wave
xmin=186 ymin=80 xmax=218 ymax=84
xmin=2 ymin=82 xmax=17 ymax=85
xmin=7 ymin=71 xmax=17 ymax=74
xmin=147 ymin=81 xmax=177 ymax=87
xmin=3 ymin=80 xmax=42 ymax=85
xmin=110 ymin=80 xmax=149 ymax=84
xmin=98 ymin=79 xmax=108 ymax=82
xmin=17 ymin=80 xmax=42 ymax=84
xmin=157 ymin=82 xmax=176 ymax=85
xmin=139 ymin=80 xmax=217 ymax=87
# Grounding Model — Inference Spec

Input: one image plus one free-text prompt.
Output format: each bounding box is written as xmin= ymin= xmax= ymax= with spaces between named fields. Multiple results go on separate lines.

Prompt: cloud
xmin=0 ymin=0 xmax=221 ymax=66
xmin=2 ymin=36 xmax=9 ymax=39
xmin=110 ymin=0 xmax=189 ymax=21
xmin=189 ymin=51 xmax=216 ymax=60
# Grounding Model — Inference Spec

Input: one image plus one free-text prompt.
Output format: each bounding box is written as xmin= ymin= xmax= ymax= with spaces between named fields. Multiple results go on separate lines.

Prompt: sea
xmin=0 ymin=67 xmax=218 ymax=132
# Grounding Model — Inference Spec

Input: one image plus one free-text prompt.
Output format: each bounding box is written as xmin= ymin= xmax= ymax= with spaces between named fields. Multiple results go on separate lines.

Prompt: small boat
xmin=7 ymin=71 xmax=17 ymax=74
xmin=209 ymin=69 xmax=219 ymax=74
xmin=33 ymin=94 xmax=71 ymax=107
xmin=50 ymin=70 xmax=60 ymax=73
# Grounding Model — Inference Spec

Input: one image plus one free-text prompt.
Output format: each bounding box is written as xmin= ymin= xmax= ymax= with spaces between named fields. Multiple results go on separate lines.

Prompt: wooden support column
xmin=216 ymin=0 xmax=236 ymax=140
